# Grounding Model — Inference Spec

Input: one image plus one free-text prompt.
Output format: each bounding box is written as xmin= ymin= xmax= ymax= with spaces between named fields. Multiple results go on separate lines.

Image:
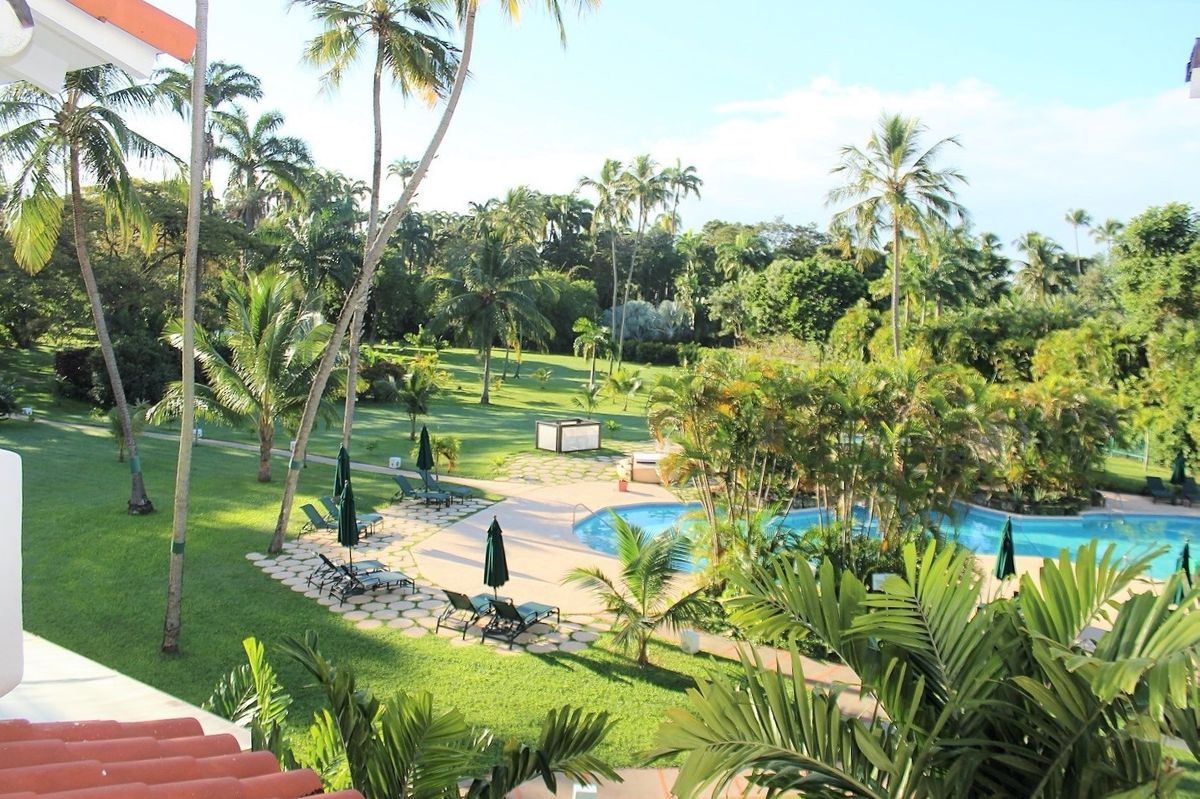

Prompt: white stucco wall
xmin=0 ymin=449 xmax=22 ymax=697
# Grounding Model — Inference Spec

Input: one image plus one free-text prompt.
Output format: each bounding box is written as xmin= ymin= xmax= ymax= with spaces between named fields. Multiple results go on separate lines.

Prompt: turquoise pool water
xmin=572 ymin=502 xmax=1193 ymax=579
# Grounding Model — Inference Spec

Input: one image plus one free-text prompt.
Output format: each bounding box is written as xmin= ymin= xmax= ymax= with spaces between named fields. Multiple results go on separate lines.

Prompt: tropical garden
xmin=2 ymin=0 xmax=1200 ymax=795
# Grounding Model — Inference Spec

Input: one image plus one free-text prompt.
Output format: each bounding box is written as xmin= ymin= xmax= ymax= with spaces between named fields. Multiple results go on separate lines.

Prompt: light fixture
xmin=0 ymin=0 xmax=33 ymax=60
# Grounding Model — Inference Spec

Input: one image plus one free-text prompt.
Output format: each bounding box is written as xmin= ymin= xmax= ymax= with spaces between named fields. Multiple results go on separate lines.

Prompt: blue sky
xmin=138 ymin=0 xmax=1200 ymax=255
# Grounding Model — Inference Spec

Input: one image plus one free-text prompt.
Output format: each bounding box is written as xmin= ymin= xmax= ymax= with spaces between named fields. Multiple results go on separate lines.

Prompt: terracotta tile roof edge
xmin=65 ymin=0 xmax=196 ymax=62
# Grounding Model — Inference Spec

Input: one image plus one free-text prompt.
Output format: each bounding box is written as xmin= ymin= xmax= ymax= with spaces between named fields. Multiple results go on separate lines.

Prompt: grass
xmin=0 ymin=420 xmax=735 ymax=766
xmin=2 ymin=346 xmax=675 ymax=479
xmin=1099 ymin=454 xmax=1165 ymax=495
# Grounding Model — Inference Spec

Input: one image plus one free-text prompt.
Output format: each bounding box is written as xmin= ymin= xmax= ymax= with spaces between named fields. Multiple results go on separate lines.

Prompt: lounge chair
xmin=319 ymin=495 xmax=383 ymax=533
xmin=391 ymin=474 xmax=451 ymax=506
xmin=1182 ymin=477 xmax=1200 ymax=507
xmin=300 ymin=503 xmax=338 ymax=537
xmin=329 ymin=563 xmax=413 ymax=602
xmin=481 ymin=598 xmax=560 ymax=649
xmin=435 ymin=590 xmax=495 ymax=638
xmin=308 ymin=552 xmax=387 ymax=590
xmin=1146 ymin=476 xmax=1175 ymax=504
xmin=417 ymin=469 xmax=471 ymax=503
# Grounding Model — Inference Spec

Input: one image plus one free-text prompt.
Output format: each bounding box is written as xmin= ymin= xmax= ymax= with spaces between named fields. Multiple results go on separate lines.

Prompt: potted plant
xmin=616 ymin=459 xmax=631 ymax=492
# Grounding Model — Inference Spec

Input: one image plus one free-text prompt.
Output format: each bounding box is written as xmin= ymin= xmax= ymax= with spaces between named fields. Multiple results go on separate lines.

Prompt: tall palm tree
xmin=1064 ymin=207 xmax=1092 ymax=275
xmin=578 ymin=158 xmax=628 ymax=372
xmin=0 ymin=65 xmax=175 ymax=515
xmin=154 ymin=59 xmax=262 ymax=210
xmin=162 ymin=0 xmax=208 ymax=656
xmin=660 ymin=158 xmax=702 ymax=237
xmin=431 ymin=224 xmax=552 ymax=403
xmin=270 ymin=0 xmax=599 ymax=554
xmin=151 ymin=268 xmax=340 ymax=482
xmin=564 ymin=516 xmax=709 ymax=666
xmin=615 ymin=154 xmax=666 ymax=366
xmin=1013 ymin=231 xmax=1068 ymax=301
xmin=1091 ymin=217 xmax=1125 ymax=263
xmin=291 ymin=0 xmax=458 ymax=449
xmin=828 ymin=113 xmax=967 ymax=358
xmin=572 ymin=316 xmax=608 ymax=389
xmin=213 ymin=107 xmax=312 ymax=229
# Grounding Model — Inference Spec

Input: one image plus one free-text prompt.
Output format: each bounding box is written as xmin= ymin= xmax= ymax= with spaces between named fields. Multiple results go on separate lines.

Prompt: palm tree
xmin=578 ymin=158 xmax=628 ymax=372
xmin=0 ymin=66 xmax=174 ymax=515
xmin=269 ymin=0 xmax=599 ymax=554
xmin=660 ymin=158 xmax=702 ymax=237
xmin=396 ymin=364 xmax=439 ymax=439
xmin=1014 ymin=231 xmax=1068 ymax=301
xmin=655 ymin=541 xmax=1200 ymax=798
xmin=1064 ymin=207 xmax=1092 ymax=275
xmin=828 ymin=113 xmax=967 ymax=358
xmin=572 ymin=317 xmax=609 ymax=389
xmin=1091 ymin=217 xmax=1125 ymax=263
xmin=291 ymin=0 xmax=457 ymax=449
xmin=431 ymin=224 xmax=552 ymax=404
xmin=213 ymin=107 xmax=312 ymax=229
xmin=615 ymin=155 xmax=667 ymax=366
xmin=564 ymin=516 xmax=709 ymax=666
xmin=154 ymin=59 xmax=261 ymax=210
xmin=151 ymin=268 xmax=340 ymax=482
xmin=162 ymin=0 xmax=208 ymax=655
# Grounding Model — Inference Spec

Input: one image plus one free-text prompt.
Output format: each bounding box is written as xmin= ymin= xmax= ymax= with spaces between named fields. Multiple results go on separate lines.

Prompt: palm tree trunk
xmin=588 ymin=349 xmax=596 ymax=389
xmin=269 ymin=3 xmax=479 ymax=553
xmin=341 ymin=40 xmax=387 ymax=450
xmin=617 ymin=213 xmax=645 ymax=367
xmin=608 ymin=226 xmax=618 ymax=376
xmin=891 ymin=220 xmax=901 ymax=359
xmin=257 ymin=421 xmax=273 ymax=482
xmin=69 ymin=144 xmax=153 ymax=515
xmin=163 ymin=1 xmax=207 ymax=654
xmin=480 ymin=345 xmax=492 ymax=404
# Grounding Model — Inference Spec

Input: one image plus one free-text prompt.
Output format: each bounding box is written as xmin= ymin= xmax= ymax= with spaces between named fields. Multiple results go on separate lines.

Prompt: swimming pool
xmin=571 ymin=502 xmax=1194 ymax=579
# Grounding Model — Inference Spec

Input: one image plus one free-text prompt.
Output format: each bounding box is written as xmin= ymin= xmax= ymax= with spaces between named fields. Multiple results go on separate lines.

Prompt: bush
xmin=359 ymin=352 xmax=407 ymax=399
xmin=0 ymin=379 xmax=18 ymax=417
xmin=370 ymin=377 xmax=400 ymax=403
xmin=620 ymin=340 xmax=703 ymax=366
xmin=86 ymin=333 xmax=175 ymax=407
xmin=53 ymin=348 xmax=94 ymax=402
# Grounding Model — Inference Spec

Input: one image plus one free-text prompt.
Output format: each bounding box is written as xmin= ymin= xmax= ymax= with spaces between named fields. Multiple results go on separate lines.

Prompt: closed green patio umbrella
xmin=1171 ymin=451 xmax=1187 ymax=486
xmin=417 ymin=426 xmax=435 ymax=473
xmin=334 ymin=445 xmax=351 ymax=500
xmin=338 ymin=479 xmax=360 ymax=570
xmin=993 ymin=517 xmax=1017 ymax=581
xmin=1174 ymin=539 xmax=1192 ymax=604
xmin=483 ymin=516 xmax=509 ymax=598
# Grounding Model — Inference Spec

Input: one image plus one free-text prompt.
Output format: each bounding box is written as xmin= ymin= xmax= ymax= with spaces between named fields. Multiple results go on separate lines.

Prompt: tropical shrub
xmin=0 ymin=379 xmax=18 ymax=418
xmin=656 ymin=541 xmax=1200 ymax=798
xmin=431 ymin=434 xmax=460 ymax=471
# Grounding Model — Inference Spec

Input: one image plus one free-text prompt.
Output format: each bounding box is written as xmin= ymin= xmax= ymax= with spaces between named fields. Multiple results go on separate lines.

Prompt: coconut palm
xmin=163 ymin=0 xmax=209 ymax=655
xmin=578 ymin=157 xmax=629 ymax=372
xmin=564 ymin=516 xmax=710 ymax=666
xmin=615 ymin=155 xmax=667 ymax=366
xmin=828 ymin=113 xmax=967 ymax=358
xmin=656 ymin=540 xmax=1200 ymax=798
xmin=154 ymin=59 xmax=262 ymax=209
xmin=213 ymin=107 xmax=312 ymax=229
xmin=1014 ymin=231 xmax=1068 ymax=301
xmin=151 ymin=268 xmax=340 ymax=482
xmin=396 ymin=363 xmax=440 ymax=440
xmin=269 ymin=0 xmax=599 ymax=554
xmin=430 ymin=224 xmax=552 ymax=404
xmin=1091 ymin=217 xmax=1125 ymax=263
xmin=660 ymin=158 xmax=702 ymax=237
xmin=292 ymin=0 xmax=457 ymax=448
xmin=1064 ymin=207 xmax=1092 ymax=275
xmin=572 ymin=317 xmax=609 ymax=389
xmin=0 ymin=65 xmax=174 ymax=515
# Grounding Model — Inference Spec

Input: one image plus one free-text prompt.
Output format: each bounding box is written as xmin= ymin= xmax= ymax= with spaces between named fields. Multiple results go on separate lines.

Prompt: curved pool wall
xmin=571 ymin=502 xmax=1193 ymax=579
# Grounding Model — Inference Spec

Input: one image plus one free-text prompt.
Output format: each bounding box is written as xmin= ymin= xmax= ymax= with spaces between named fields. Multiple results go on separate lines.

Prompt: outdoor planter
xmin=679 ymin=629 xmax=701 ymax=655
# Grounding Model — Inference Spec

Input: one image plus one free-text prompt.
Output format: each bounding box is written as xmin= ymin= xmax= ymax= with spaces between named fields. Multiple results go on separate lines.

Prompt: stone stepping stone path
xmin=247 ymin=494 xmax=607 ymax=656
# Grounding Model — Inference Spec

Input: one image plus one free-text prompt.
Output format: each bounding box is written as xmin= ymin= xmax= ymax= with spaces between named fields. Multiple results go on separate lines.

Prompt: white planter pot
xmin=388 ymin=457 xmax=402 ymax=469
xmin=679 ymin=629 xmax=701 ymax=655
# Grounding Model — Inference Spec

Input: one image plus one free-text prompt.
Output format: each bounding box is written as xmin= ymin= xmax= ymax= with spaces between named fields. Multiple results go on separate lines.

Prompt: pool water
xmin=572 ymin=502 xmax=1193 ymax=579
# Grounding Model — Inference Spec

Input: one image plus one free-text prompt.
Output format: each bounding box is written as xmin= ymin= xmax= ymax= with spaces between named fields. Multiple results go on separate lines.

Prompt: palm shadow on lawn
xmin=528 ymin=643 xmax=708 ymax=694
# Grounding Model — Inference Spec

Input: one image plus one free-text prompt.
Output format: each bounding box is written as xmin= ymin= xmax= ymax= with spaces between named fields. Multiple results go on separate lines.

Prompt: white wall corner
xmin=0 ymin=449 xmax=22 ymax=698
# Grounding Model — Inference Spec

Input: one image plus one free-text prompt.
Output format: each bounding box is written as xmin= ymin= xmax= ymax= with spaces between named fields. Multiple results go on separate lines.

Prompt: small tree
xmin=564 ymin=516 xmax=709 ymax=666
xmin=572 ymin=317 xmax=609 ymax=389
xmin=396 ymin=363 xmax=441 ymax=440
xmin=106 ymin=402 xmax=148 ymax=462
xmin=572 ymin=383 xmax=602 ymax=419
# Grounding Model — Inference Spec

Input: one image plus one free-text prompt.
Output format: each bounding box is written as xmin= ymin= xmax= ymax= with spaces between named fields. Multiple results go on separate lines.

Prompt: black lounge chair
xmin=418 ymin=469 xmax=471 ymax=503
xmin=300 ymin=503 xmax=337 ymax=538
xmin=1146 ymin=476 xmax=1175 ymax=504
xmin=308 ymin=552 xmax=387 ymax=590
xmin=481 ymin=598 xmax=560 ymax=649
xmin=329 ymin=563 xmax=414 ymax=602
xmin=1182 ymin=477 xmax=1200 ymax=507
xmin=319 ymin=495 xmax=383 ymax=533
xmin=391 ymin=474 xmax=451 ymax=506
xmin=435 ymin=589 xmax=494 ymax=638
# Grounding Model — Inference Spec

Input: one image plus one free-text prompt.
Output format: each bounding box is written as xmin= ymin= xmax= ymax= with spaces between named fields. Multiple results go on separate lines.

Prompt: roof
xmin=0 ymin=716 xmax=365 ymax=799
xmin=1189 ymin=38 xmax=1200 ymax=99
xmin=0 ymin=0 xmax=196 ymax=93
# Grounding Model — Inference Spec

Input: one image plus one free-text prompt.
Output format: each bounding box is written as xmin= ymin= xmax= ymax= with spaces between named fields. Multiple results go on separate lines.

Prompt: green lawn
xmin=1 ymin=420 xmax=733 ymax=766
xmin=2 ymin=346 xmax=674 ymax=478
xmin=1099 ymin=454 xmax=1165 ymax=495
